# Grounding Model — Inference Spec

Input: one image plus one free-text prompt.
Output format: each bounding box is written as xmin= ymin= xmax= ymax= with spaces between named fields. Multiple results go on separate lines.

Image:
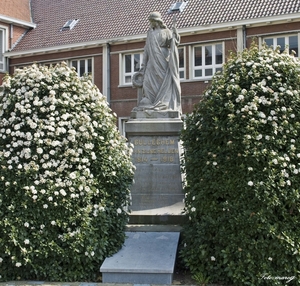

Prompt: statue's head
xmin=148 ymin=11 xmax=167 ymax=29
xmin=148 ymin=11 xmax=164 ymax=24
xmin=148 ymin=11 xmax=162 ymax=22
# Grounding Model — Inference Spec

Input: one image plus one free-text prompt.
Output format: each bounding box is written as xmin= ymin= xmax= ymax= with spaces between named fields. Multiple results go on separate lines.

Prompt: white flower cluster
xmin=181 ymin=45 xmax=300 ymax=285
xmin=0 ymin=63 xmax=134 ymax=270
xmin=226 ymin=50 xmax=300 ymax=189
xmin=0 ymin=63 xmax=133 ymax=200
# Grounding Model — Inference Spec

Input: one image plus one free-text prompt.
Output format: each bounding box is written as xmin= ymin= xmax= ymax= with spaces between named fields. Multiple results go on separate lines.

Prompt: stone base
xmin=125 ymin=111 xmax=184 ymax=224
xmin=129 ymin=201 xmax=186 ymax=225
xmin=130 ymin=110 xmax=181 ymax=119
xmin=100 ymin=232 xmax=180 ymax=284
xmin=130 ymin=164 xmax=183 ymax=211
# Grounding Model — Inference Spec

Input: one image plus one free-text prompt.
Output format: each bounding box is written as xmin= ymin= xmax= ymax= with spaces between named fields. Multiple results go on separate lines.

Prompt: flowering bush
xmin=0 ymin=63 xmax=134 ymax=281
xmin=181 ymin=44 xmax=300 ymax=285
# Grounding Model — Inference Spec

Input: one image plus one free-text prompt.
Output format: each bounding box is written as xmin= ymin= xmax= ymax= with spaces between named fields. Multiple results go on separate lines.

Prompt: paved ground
xmin=0 ymin=226 xmax=197 ymax=286
xmin=0 ymin=283 xmax=196 ymax=286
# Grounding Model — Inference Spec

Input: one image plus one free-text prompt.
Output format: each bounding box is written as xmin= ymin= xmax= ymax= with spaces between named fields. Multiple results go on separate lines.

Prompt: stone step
xmin=100 ymin=232 xmax=180 ymax=284
xmin=128 ymin=201 xmax=187 ymax=225
xmin=126 ymin=224 xmax=182 ymax=232
xmin=129 ymin=213 xmax=186 ymax=225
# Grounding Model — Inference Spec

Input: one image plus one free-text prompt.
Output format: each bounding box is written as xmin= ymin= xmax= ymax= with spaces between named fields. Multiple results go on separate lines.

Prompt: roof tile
xmin=11 ymin=0 xmax=300 ymax=52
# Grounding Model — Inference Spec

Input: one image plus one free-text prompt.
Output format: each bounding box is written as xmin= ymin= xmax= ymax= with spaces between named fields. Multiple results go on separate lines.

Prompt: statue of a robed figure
xmin=132 ymin=11 xmax=182 ymax=113
xmin=126 ymin=12 xmax=184 ymax=222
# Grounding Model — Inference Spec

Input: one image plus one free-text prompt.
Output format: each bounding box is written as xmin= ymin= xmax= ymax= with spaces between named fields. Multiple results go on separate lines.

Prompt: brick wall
xmin=11 ymin=26 xmax=28 ymax=48
xmin=5 ymin=21 xmax=300 ymax=119
xmin=0 ymin=0 xmax=32 ymax=22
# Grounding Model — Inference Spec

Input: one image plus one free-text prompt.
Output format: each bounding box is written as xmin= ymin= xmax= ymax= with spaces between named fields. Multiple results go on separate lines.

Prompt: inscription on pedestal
xmin=129 ymin=136 xmax=180 ymax=164
xmin=125 ymin=117 xmax=184 ymax=213
xmin=129 ymin=135 xmax=183 ymax=210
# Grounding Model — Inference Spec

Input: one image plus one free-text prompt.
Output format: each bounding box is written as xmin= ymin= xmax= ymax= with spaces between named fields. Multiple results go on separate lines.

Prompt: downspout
xmin=5 ymin=57 xmax=9 ymax=74
xmin=10 ymin=24 xmax=13 ymax=49
xmin=242 ymin=25 xmax=247 ymax=49
xmin=5 ymin=24 xmax=13 ymax=74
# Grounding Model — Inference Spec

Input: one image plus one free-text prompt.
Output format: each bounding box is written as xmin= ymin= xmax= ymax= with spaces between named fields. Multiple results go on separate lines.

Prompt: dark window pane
xmin=179 ymin=70 xmax=184 ymax=79
xmin=289 ymin=35 xmax=298 ymax=56
xmin=194 ymin=47 xmax=202 ymax=66
xmin=71 ymin=60 xmax=77 ymax=69
xmin=205 ymin=46 xmax=212 ymax=65
xmin=195 ymin=69 xmax=202 ymax=77
xmin=125 ymin=55 xmax=131 ymax=73
xmin=87 ymin=59 xmax=92 ymax=74
xmin=205 ymin=69 xmax=213 ymax=76
xmin=178 ymin=48 xmax=184 ymax=68
xmin=134 ymin=54 xmax=140 ymax=72
xmin=80 ymin=60 xmax=85 ymax=76
xmin=277 ymin=37 xmax=285 ymax=53
xmin=264 ymin=38 xmax=273 ymax=47
xmin=215 ymin=44 xmax=223 ymax=64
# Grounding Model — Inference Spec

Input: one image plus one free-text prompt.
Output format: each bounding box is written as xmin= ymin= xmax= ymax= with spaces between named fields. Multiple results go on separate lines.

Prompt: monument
xmin=126 ymin=11 xmax=184 ymax=224
xmin=100 ymin=12 xmax=183 ymax=284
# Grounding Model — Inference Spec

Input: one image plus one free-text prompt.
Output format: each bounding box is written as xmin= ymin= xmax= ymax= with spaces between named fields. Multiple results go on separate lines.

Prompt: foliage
xmin=0 ymin=63 xmax=134 ymax=281
xmin=192 ymin=271 xmax=210 ymax=285
xmin=180 ymin=44 xmax=300 ymax=285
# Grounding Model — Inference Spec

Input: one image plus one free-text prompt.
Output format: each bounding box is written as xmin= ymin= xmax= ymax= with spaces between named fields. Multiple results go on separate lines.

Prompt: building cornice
xmin=0 ymin=14 xmax=36 ymax=29
xmin=5 ymin=12 xmax=300 ymax=59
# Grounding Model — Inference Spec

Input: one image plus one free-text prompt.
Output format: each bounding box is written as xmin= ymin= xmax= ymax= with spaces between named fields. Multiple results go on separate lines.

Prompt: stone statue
xmin=132 ymin=11 xmax=182 ymax=113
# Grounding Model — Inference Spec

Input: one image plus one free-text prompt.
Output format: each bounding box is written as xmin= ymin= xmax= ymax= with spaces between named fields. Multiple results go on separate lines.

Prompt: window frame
xmin=0 ymin=26 xmax=7 ymax=73
xmin=121 ymin=52 xmax=143 ymax=86
xmin=178 ymin=46 xmax=186 ymax=80
xmin=70 ymin=58 xmax=94 ymax=80
xmin=191 ymin=42 xmax=224 ymax=80
xmin=120 ymin=48 xmax=186 ymax=86
xmin=263 ymin=33 xmax=299 ymax=57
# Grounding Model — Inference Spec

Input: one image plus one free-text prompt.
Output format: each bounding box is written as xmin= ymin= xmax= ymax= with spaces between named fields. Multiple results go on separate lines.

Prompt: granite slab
xmin=100 ymin=232 xmax=180 ymax=284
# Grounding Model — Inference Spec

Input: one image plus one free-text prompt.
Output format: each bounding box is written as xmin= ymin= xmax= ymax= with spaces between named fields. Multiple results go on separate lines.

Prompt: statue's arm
xmin=172 ymin=26 xmax=180 ymax=46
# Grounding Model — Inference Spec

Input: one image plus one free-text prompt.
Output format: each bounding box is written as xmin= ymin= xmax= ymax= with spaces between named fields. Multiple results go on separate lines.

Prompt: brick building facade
xmin=1 ymin=0 xmax=300 ymax=131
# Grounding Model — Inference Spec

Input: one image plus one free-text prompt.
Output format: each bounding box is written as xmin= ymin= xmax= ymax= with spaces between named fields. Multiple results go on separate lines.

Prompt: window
xmin=121 ymin=49 xmax=185 ymax=85
xmin=168 ymin=2 xmax=188 ymax=13
xmin=123 ymin=52 xmax=143 ymax=85
xmin=71 ymin=58 xmax=93 ymax=78
xmin=0 ymin=29 xmax=5 ymax=72
xmin=61 ymin=19 xmax=79 ymax=31
xmin=264 ymin=34 xmax=298 ymax=56
xmin=44 ymin=62 xmax=61 ymax=68
xmin=178 ymin=47 xmax=185 ymax=79
xmin=192 ymin=43 xmax=223 ymax=79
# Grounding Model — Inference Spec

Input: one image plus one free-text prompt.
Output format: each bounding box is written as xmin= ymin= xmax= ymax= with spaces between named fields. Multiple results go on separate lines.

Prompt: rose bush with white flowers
xmin=181 ymin=44 xmax=300 ymax=285
xmin=0 ymin=63 xmax=134 ymax=281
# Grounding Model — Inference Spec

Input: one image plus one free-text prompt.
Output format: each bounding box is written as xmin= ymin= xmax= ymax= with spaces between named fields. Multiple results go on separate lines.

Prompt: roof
xmin=10 ymin=0 xmax=300 ymax=53
xmin=0 ymin=0 xmax=32 ymax=22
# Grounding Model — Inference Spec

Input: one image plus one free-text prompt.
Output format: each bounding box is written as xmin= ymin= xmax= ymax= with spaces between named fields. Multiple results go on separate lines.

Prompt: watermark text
xmin=261 ymin=274 xmax=296 ymax=284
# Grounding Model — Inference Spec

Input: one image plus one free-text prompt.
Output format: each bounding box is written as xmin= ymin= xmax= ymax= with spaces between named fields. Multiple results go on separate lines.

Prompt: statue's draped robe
xmin=141 ymin=27 xmax=181 ymax=112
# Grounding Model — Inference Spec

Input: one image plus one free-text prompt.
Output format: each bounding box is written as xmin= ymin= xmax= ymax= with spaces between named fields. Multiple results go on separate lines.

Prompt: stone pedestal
xmin=125 ymin=111 xmax=185 ymax=224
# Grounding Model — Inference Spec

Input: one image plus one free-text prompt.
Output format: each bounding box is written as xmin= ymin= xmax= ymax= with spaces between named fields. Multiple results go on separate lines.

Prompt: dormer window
xmin=168 ymin=2 xmax=188 ymax=13
xmin=61 ymin=19 xmax=79 ymax=31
